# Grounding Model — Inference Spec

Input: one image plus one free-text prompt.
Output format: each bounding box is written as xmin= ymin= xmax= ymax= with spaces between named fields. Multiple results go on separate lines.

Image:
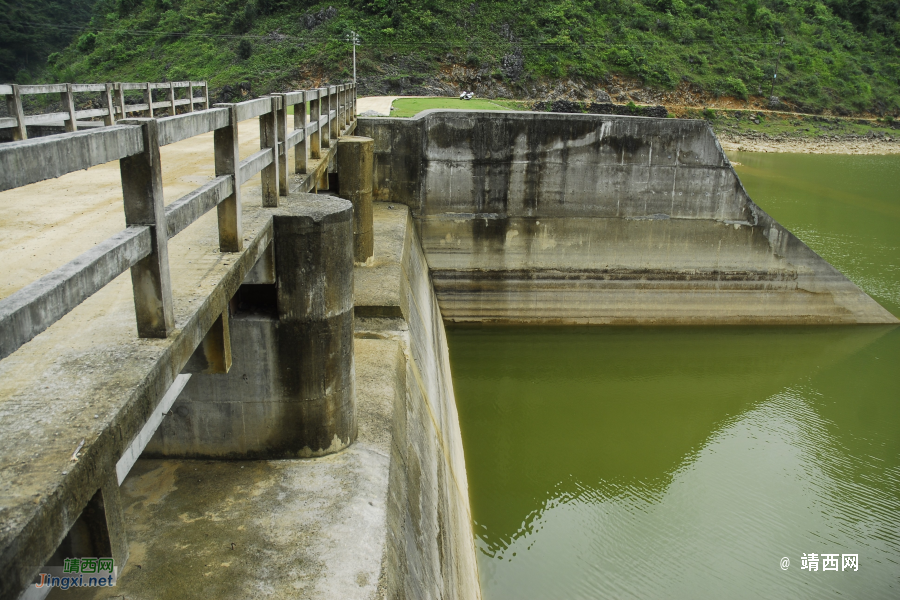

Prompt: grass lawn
xmin=389 ymin=97 xmax=523 ymax=118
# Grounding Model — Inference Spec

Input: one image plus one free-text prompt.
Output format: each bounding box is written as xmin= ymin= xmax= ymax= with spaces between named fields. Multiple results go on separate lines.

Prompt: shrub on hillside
xmin=722 ymin=76 xmax=749 ymax=99
xmin=76 ymin=32 xmax=97 ymax=54
xmin=237 ymin=39 xmax=253 ymax=60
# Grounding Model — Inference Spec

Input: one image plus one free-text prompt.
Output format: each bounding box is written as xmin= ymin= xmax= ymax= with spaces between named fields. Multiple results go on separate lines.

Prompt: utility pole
xmin=771 ymin=37 xmax=785 ymax=98
xmin=346 ymin=31 xmax=360 ymax=86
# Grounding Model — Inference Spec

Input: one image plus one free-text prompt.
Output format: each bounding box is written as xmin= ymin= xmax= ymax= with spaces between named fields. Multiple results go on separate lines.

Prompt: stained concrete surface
xmin=39 ymin=204 xmax=481 ymax=599
xmin=49 ymin=336 xmax=399 ymax=600
xmin=359 ymin=111 xmax=897 ymax=324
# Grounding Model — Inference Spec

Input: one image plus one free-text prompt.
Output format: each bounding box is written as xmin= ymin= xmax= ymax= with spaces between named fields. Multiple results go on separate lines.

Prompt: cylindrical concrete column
xmin=274 ymin=195 xmax=356 ymax=456
xmin=336 ymin=136 xmax=374 ymax=264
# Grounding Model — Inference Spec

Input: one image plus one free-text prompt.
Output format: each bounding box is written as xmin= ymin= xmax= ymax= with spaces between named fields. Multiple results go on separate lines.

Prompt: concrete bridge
xmin=1 ymin=94 xmax=895 ymax=600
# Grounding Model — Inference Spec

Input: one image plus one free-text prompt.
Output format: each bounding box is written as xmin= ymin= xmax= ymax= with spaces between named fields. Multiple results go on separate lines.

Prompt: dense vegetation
xmin=3 ymin=0 xmax=898 ymax=114
xmin=0 ymin=0 xmax=98 ymax=81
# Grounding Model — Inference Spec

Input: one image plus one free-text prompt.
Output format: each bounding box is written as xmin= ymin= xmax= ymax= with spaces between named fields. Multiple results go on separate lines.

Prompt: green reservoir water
xmin=448 ymin=153 xmax=900 ymax=599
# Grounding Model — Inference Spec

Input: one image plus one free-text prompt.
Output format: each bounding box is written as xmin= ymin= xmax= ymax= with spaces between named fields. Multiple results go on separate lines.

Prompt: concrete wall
xmin=380 ymin=207 xmax=481 ymax=599
xmin=358 ymin=111 xmax=897 ymax=324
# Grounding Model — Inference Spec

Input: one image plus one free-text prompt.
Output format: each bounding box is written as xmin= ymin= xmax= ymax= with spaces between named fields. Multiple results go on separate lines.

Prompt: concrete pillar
xmin=145 ymin=194 xmax=356 ymax=459
xmin=274 ymin=94 xmax=288 ymax=196
xmin=102 ymin=84 xmax=115 ymax=126
xmin=294 ymin=91 xmax=308 ymax=174
xmin=329 ymin=86 xmax=339 ymax=140
xmin=344 ymin=86 xmax=351 ymax=126
xmin=167 ymin=82 xmax=177 ymax=116
xmin=62 ymin=83 xmax=77 ymax=133
xmin=5 ymin=84 xmax=27 ymax=140
xmin=119 ymin=118 xmax=175 ymax=338
xmin=214 ymin=104 xmax=242 ymax=252
xmin=70 ymin=473 xmax=129 ymax=570
xmin=143 ymin=82 xmax=154 ymax=118
xmin=116 ymin=84 xmax=126 ymax=120
xmin=310 ymin=90 xmax=322 ymax=159
xmin=336 ymin=136 xmax=374 ymax=264
xmin=273 ymin=194 xmax=356 ymax=454
xmin=319 ymin=87 xmax=330 ymax=149
xmin=260 ymin=96 xmax=280 ymax=208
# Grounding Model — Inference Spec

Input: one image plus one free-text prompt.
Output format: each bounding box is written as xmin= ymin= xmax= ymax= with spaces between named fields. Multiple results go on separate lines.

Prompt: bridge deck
xmin=0 ymin=120 xmax=353 ymax=598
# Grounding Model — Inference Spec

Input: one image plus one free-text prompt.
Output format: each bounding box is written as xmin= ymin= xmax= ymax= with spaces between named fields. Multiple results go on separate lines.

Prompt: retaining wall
xmin=381 ymin=205 xmax=481 ymax=599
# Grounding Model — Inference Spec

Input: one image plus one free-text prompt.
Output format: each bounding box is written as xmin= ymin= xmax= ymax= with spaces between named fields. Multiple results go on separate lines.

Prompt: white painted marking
xmin=115 ymin=374 xmax=191 ymax=485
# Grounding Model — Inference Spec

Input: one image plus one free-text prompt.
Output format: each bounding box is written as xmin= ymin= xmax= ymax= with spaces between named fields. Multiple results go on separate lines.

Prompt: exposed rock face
xmin=532 ymin=100 xmax=668 ymax=118
xmin=500 ymin=47 xmax=525 ymax=80
xmin=216 ymin=81 xmax=252 ymax=103
xmin=301 ymin=5 xmax=337 ymax=29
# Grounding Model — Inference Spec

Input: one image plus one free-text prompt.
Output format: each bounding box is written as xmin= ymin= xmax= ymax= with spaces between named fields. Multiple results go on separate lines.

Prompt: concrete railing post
xmin=143 ymin=82 xmax=154 ymax=118
xmin=347 ymin=84 xmax=353 ymax=121
xmin=310 ymin=90 xmax=322 ymax=159
xmin=336 ymin=136 xmax=375 ymax=264
xmin=202 ymin=83 xmax=210 ymax=110
xmin=344 ymin=85 xmax=351 ymax=126
xmin=116 ymin=83 xmax=126 ymax=120
xmin=118 ymin=118 xmax=175 ymax=338
xmin=295 ymin=91 xmax=309 ymax=174
xmin=5 ymin=84 xmax=27 ymax=140
xmin=214 ymin=104 xmax=242 ymax=252
xmin=274 ymin=94 xmax=288 ymax=196
xmin=62 ymin=83 xmax=77 ymax=133
xmin=330 ymin=86 xmax=339 ymax=140
xmin=187 ymin=82 xmax=195 ymax=113
xmin=274 ymin=194 xmax=356 ymax=455
xmin=344 ymin=85 xmax=350 ymax=126
xmin=319 ymin=87 xmax=330 ymax=149
xmin=167 ymin=82 xmax=177 ymax=116
xmin=103 ymin=84 xmax=116 ymax=125
xmin=260 ymin=96 xmax=280 ymax=207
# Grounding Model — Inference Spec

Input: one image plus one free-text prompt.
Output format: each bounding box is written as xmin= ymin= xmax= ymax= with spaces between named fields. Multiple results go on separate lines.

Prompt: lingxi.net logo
xmin=32 ymin=557 xmax=118 ymax=590
xmin=780 ymin=553 xmax=859 ymax=572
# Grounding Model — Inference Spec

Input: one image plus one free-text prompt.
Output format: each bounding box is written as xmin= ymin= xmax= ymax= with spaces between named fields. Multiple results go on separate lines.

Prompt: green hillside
xmin=4 ymin=0 xmax=899 ymax=114
xmin=0 ymin=0 xmax=98 ymax=81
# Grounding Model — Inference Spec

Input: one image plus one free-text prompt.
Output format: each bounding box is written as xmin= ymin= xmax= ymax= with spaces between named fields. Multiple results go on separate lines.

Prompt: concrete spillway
xmin=359 ymin=110 xmax=896 ymax=324
xmin=2 ymin=104 xmax=896 ymax=600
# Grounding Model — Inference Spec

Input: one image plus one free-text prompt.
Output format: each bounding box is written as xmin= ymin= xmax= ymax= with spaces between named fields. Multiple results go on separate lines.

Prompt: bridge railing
xmin=0 ymin=82 xmax=356 ymax=360
xmin=1 ymin=80 xmax=210 ymax=140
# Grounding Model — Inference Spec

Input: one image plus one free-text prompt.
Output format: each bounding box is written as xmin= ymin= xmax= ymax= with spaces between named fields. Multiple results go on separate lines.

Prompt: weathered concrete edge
xmin=721 ymin=140 xmax=898 ymax=324
xmin=384 ymin=208 xmax=482 ymax=599
xmin=0 ymin=226 xmax=151 ymax=361
xmin=0 ymin=217 xmax=275 ymax=600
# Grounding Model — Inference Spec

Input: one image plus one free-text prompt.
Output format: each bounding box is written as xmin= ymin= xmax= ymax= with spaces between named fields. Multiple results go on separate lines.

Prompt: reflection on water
xmin=450 ymin=154 xmax=900 ymax=599
xmin=450 ymin=327 xmax=900 ymax=599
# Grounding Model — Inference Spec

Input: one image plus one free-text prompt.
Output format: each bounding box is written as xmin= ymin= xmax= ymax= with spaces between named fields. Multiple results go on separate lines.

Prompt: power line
xmin=0 ymin=18 xmax=791 ymax=48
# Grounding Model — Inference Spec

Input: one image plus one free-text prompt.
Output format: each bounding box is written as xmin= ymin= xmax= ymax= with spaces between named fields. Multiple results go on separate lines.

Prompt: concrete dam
xmin=359 ymin=110 xmax=895 ymax=325
xmin=0 ymin=88 xmax=895 ymax=600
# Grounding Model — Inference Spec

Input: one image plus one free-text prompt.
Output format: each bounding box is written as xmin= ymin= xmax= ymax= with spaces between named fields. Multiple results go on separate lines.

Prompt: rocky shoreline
xmin=718 ymin=131 xmax=900 ymax=155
